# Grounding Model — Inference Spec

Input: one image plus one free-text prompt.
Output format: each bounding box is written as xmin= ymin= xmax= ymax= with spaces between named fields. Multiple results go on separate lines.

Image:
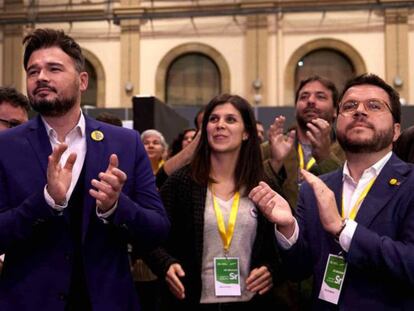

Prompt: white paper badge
xmin=318 ymin=254 xmax=347 ymax=305
xmin=214 ymin=257 xmax=241 ymax=296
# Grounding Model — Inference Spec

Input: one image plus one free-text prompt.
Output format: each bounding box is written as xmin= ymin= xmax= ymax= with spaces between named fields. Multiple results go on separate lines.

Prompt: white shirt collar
xmin=41 ymin=111 xmax=85 ymax=142
xmin=342 ymin=151 xmax=393 ymax=183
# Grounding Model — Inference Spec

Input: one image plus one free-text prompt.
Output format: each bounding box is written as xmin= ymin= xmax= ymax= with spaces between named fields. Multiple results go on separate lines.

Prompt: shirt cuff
xmin=96 ymin=201 xmax=118 ymax=224
xmin=274 ymin=219 xmax=299 ymax=250
xmin=339 ymin=219 xmax=357 ymax=252
xmin=44 ymin=185 xmax=67 ymax=213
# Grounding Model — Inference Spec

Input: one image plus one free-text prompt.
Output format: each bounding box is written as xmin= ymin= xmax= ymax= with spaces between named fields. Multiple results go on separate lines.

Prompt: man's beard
xmin=337 ymin=119 xmax=394 ymax=153
xmin=296 ymin=107 xmax=334 ymax=132
xmin=30 ymin=96 xmax=77 ymax=117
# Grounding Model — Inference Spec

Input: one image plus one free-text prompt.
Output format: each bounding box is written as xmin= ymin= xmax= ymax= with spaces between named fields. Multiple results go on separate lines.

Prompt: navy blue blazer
xmin=0 ymin=115 xmax=170 ymax=310
xmin=282 ymin=154 xmax=414 ymax=310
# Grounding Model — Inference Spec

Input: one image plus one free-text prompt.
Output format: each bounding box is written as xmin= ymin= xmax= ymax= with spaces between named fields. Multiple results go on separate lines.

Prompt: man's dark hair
xmin=96 ymin=112 xmax=123 ymax=127
xmin=191 ymin=94 xmax=264 ymax=195
xmin=295 ymin=75 xmax=339 ymax=108
xmin=338 ymin=73 xmax=401 ymax=124
xmin=0 ymin=87 xmax=30 ymax=113
xmin=23 ymin=28 xmax=85 ymax=73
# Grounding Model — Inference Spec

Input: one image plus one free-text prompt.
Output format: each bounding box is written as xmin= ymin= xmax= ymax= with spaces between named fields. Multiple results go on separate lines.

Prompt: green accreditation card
xmin=318 ymin=254 xmax=347 ymax=304
xmin=214 ymin=257 xmax=241 ymax=296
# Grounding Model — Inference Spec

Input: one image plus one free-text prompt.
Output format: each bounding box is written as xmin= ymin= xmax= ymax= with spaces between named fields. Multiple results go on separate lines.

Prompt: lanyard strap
xmin=298 ymin=143 xmax=316 ymax=171
xmin=212 ymin=191 xmax=240 ymax=253
xmin=341 ymin=177 xmax=376 ymax=220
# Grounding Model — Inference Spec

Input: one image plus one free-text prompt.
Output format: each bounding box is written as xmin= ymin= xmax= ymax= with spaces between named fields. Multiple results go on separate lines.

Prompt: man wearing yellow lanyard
xmin=250 ymin=73 xmax=414 ymax=309
xmin=263 ymin=76 xmax=345 ymax=210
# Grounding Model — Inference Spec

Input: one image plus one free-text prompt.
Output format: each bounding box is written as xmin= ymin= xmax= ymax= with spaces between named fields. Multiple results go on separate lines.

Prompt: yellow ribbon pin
xmin=389 ymin=178 xmax=399 ymax=186
xmin=91 ymin=130 xmax=104 ymax=142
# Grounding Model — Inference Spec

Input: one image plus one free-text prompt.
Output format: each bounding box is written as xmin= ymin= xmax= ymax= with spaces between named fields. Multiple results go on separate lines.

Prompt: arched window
xmin=82 ymin=58 xmax=98 ymax=107
xmin=295 ymin=48 xmax=355 ymax=94
xmin=166 ymin=53 xmax=221 ymax=106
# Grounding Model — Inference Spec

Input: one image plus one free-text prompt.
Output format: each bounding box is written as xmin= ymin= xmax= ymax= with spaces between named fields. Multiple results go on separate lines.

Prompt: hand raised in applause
xmin=47 ymin=143 xmax=77 ymax=205
xmin=300 ymin=169 xmax=342 ymax=235
xmin=268 ymin=116 xmax=295 ymax=173
xmin=306 ymin=118 xmax=332 ymax=162
xmin=89 ymin=154 xmax=127 ymax=213
xmin=249 ymin=181 xmax=295 ymax=239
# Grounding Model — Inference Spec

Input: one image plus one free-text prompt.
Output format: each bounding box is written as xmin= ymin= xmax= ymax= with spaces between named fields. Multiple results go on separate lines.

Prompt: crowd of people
xmin=0 ymin=27 xmax=413 ymax=311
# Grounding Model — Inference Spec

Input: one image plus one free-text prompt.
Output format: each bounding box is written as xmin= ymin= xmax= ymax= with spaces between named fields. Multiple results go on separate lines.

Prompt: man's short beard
xmin=30 ymin=96 xmax=77 ymax=117
xmin=296 ymin=109 xmax=334 ymax=132
xmin=337 ymin=124 xmax=394 ymax=154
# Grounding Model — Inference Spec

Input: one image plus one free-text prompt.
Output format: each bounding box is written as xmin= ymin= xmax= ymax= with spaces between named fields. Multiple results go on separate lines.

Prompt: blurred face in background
xmin=256 ymin=122 xmax=265 ymax=143
xmin=182 ymin=129 xmax=196 ymax=149
xmin=295 ymin=80 xmax=336 ymax=131
xmin=0 ymin=102 xmax=28 ymax=131
xmin=143 ymin=134 xmax=165 ymax=163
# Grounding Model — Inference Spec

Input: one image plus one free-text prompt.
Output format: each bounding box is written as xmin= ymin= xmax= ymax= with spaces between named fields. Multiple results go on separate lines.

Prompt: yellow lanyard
xmin=212 ymin=191 xmax=240 ymax=253
xmin=298 ymin=143 xmax=316 ymax=171
xmin=341 ymin=177 xmax=376 ymax=220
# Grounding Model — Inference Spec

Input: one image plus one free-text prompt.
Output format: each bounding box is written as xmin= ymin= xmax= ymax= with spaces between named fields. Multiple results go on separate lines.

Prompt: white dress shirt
xmin=275 ymin=151 xmax=393 ymax=252
xmin=43 ymin=112 xmax=116 ymax=219
xmin=43 ymin=112 xmax=86 ymax=209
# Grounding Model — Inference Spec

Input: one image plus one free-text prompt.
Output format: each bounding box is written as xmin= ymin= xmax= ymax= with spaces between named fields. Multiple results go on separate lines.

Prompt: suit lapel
xmin=355 ymin=154 xmax=409 ymax=227
xmin=82 ymin=117 xmax=107 ymax=242
xmin=25 ymin=116 xmax=52 ymax=175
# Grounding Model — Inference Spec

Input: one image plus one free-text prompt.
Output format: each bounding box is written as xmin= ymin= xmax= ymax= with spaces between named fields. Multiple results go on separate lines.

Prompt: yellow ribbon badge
xmin=389 ymin=178 xmax=400 ymax=186
xmin=91 ymin=130 xmax=104 ymax=142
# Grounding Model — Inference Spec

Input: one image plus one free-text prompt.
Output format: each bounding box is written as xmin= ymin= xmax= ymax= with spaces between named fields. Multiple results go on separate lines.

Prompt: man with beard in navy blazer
xmin=0 ymin=28 xmax=169 ymax=310
xmin=250 ymin=74 xmax=414 ymax=310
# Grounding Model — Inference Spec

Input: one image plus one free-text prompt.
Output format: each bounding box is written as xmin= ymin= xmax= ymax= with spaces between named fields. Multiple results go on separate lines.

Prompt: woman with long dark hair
xmin=148 ymin=94 xmax=282 ymax=311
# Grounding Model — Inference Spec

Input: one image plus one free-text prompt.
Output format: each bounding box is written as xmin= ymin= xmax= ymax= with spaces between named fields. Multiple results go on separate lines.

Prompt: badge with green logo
xmin=319 ymin=254 xmax=347 ymax=304
xmin=214 ymin=257 xmax=241 ymax=296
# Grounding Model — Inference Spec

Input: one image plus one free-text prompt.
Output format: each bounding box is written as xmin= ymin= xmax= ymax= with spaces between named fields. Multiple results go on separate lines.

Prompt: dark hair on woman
xmin=338 ymin=73 xmax=401 ymax=124
xmin=23 ymin=28 xmax=85 ymax=73
xmin=170 ymin=128 xmax=196 ymax=157
xmin=191 ymin=94 xmax=264 ymax=195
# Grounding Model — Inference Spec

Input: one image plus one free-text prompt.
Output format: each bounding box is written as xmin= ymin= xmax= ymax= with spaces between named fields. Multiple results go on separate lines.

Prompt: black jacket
xmin=146 ymin=165 xmax=283 ymax=308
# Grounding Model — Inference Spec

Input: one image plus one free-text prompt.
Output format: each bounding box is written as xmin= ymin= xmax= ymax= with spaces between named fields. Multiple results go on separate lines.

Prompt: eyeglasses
xmin=0 ymin=118 xmax=23 ymax=128
xmin=338 ymin=99 xmax=392 ymax=116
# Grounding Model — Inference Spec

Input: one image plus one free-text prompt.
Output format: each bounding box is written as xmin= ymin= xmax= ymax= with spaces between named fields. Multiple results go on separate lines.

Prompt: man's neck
xmin=296 ymin=127 xmax=310 ymax=145
xmin=346 ymin=147 xmax=392 ymax=182
xmin=43 ymin=105 xmax=81 ymax=142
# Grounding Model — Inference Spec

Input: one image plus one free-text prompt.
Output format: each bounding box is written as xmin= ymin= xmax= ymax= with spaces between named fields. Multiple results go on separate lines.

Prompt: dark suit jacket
xmin=281 ymin=154 xmax=414 ymax=310
xmin=147 ymin=166 xmax=282 ymax=308
xmin=0 ymin=115 xmax=170 ymax=310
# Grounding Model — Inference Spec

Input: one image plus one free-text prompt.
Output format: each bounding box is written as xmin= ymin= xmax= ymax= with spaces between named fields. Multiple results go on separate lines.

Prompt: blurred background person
xmin=169 ymin=128 xmax=197 ymax=157
xmin=133 ymin=128 xmax=168 ymax=311
xmin=147 ymin=94 xmax=282 ymax=311
xmin=0 ymin=86 xmax=30 ymax=131
xmin=141 ymin=129 xmax=168 ymax=174
xmin=256 ymin=121 xmax=265 ymax=143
